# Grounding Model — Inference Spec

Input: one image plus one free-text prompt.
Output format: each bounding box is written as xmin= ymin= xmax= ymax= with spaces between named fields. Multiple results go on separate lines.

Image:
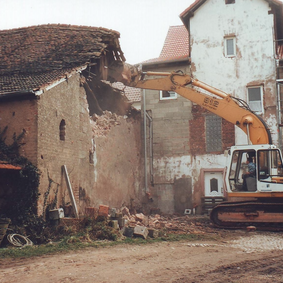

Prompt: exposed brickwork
xmin=0 ymin=97 xmax=38 ymax=165
xmin=189 ymin=105 xmax=235 ymax=156
xmin=222 ymin=119 xmax=235 ymax=149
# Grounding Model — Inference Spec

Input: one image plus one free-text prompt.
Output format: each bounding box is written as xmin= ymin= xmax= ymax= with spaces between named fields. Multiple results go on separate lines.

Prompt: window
xmin=225 ymin=0 xmax=235 ymax=4
xmin=247 ymin=86 xmax=263 ymax=113
xmin=59 ymin=119 xmax=66 ymax=141
xmin=225 ymin=37 xmax=236 ymax=57
xmin=160 ymin=90 xmax=177 ymax=100
xmin=206 ymin=115 xmax=222 ymax=152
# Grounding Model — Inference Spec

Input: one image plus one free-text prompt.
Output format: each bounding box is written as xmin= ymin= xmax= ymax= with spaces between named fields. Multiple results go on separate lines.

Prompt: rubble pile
xmin=86 ymin=205 xmax=213 ymax=240
xmin=91 ymin=110 xmax=126 ymax=137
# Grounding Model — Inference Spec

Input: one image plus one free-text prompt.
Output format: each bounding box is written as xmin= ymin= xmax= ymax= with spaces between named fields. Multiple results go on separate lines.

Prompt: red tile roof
xmin=143 ymin=25 xmax=189 ymax=64
xmin=110 ymin=82 xmax=141 ymax=103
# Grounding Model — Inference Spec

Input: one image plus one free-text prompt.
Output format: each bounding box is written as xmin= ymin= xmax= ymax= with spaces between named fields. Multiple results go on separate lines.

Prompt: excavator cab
xmin=227 ymin=144 xmax=283 ymax=194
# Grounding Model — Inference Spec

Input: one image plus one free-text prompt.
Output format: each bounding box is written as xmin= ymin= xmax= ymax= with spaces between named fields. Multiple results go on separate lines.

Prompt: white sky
xmin=0 ymin=0 xmax=195 ymax=64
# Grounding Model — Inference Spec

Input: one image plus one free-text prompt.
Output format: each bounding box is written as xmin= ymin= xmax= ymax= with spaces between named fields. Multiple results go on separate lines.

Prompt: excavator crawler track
xmin=210 ymin=201 xmax=283 ymax=230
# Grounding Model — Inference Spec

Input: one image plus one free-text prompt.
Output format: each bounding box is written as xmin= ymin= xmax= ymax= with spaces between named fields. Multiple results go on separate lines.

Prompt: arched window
xmin=59 ymin=119 xmax=66 ymax=141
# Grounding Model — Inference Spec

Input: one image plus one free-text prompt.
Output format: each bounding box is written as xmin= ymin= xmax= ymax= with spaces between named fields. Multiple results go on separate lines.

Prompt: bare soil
xmin=1 ymin=219 xmax=283 ymax=283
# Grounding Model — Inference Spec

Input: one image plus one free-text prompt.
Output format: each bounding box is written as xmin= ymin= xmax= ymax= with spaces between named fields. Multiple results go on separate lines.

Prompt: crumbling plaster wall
xmin=90 ymin=114 xmax=142 ymax=210
xmin=37 ymin=73 xmax=94 ymax=215
xmin=143 ymin=62 xmax=234 ymax=214
xmin=189 ymin=0 xmax=278 ymax=145
xmin=37 ymin=73 xmax=143 ymax=216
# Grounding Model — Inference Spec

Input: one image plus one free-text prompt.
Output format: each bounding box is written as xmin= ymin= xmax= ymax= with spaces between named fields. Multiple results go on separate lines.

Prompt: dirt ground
xmin=1 ymin=218 xmax=283 ymax=283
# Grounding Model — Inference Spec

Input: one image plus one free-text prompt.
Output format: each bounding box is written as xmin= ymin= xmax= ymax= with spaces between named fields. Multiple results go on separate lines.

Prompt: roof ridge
xmin=0 ymin=24 xmax=120 ymax=35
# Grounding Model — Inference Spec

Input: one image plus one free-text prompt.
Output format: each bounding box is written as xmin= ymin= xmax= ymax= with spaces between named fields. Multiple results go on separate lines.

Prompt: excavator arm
xmin=108 ymin=62 xmax=283 ymax=230
xmin=108 ymin=62 xmax=271 ymax=145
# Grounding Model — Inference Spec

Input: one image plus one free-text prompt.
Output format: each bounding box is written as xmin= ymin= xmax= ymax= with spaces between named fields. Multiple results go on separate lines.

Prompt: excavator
xmin=108 ymin=62 xmax=283 ymax=230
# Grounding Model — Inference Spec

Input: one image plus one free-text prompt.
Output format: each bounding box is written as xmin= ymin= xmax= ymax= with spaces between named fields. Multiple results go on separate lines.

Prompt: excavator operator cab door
xmin=227 ymin=149 xmax=256 ymax=192
xmin=226 ymin=145 xmax=283 ymax=194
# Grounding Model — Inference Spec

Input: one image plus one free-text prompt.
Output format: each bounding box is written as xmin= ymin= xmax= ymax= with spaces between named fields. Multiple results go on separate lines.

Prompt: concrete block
xmin=134 ymin=225 xmax=148 ymax=239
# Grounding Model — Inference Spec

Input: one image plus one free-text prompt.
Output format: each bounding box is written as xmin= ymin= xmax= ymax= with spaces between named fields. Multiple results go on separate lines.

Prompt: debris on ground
xmin=82 ymin=205 xmax=215 ymax=239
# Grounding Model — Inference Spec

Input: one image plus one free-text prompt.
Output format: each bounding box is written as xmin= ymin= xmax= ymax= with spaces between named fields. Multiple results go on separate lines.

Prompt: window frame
xmin=247 ymin=85 xmax=264 ymax=114
xmin=159 ymin=90 xmax=177 ymax=101
xmin=224 ymin=36 xmax=236 ymax=57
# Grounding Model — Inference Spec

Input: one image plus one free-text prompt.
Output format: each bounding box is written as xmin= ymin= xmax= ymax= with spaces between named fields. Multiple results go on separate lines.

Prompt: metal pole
xmin=143 ymin=89 xmax=148 ymax=193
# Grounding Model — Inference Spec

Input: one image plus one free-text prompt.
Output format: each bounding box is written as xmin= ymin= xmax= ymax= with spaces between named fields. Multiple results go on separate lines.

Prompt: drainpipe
xmin=146 ymin=111 xmax=153 ymax=185
xmin=143 ymin=89 xmax=149 ymax=193
xmin=276 ymin=79 xmax=283 ymax=150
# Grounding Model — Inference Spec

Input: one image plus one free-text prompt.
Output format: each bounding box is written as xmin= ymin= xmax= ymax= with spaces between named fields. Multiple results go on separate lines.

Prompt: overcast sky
xmin=0 ymin=0 xmax=195 ymax=64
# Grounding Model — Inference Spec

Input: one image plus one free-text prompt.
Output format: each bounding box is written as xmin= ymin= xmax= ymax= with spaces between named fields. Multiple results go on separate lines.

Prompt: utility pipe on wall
xmin=143 ymin=89 xmax=148 ymax=193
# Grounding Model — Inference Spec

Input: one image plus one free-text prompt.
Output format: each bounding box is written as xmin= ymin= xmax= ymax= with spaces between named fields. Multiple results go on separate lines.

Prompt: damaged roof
xmin=142 ymin=25 xmax=189 ymax=65
xmin=0 ymin=24 xmax=124 ymax=95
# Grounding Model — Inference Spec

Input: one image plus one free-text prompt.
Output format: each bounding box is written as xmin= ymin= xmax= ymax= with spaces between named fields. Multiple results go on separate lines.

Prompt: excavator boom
xmin=108 ymin=62 xmax=283 ymax=230
xmin=108 ymin=62 xmax=271 ymax=145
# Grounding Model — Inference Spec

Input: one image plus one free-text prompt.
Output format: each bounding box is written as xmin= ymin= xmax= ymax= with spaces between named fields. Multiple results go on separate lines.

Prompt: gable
xmin=180 ymin=0 xmax=283 ymax=41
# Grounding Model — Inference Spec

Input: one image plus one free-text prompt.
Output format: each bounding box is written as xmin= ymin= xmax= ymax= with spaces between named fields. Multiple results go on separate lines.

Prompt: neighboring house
xmin=141 ymin=25 xmax=234 ymax=214
xmin=111 ymin=82 xmax=141 ymax=110
xmin=179 ymin=0 xmax=283 ymax=211
xmin=180 ymin=0 xmax=283 ymax=147
xmin=0 ymin=25 xmax=142 ymax=217
xmin=140 ymin=0 xmax=283 ymax=215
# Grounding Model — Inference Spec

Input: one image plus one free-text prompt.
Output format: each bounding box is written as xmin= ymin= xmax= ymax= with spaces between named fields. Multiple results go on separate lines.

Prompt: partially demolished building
xmin=0 ymin=25 xmax=142 ymax=216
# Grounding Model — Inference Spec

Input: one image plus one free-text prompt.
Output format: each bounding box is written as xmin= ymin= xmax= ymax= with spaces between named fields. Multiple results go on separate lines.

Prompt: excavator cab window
xmin=228 ymin=150 xmax=256 ymax=191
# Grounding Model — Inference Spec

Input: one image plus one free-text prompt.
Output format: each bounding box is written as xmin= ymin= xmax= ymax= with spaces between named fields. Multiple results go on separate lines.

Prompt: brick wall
xmin=0 ymin=97 xmax=38 ymax=165
xmin=189 ymin=105 xmax=235 ymax=156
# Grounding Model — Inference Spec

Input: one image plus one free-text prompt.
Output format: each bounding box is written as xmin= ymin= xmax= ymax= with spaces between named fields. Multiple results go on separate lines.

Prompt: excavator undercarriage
xmin=210 ymin=200 xmax=283 ymax=230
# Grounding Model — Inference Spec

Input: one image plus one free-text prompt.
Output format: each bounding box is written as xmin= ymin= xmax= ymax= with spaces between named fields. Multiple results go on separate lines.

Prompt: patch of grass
xmin=0 ymin=231 xmax=219 ymax=259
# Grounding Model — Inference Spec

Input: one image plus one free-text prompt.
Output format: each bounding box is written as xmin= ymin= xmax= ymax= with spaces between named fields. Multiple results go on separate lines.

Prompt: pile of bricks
xmin=85 ymin=205 xmax=212 ymax=239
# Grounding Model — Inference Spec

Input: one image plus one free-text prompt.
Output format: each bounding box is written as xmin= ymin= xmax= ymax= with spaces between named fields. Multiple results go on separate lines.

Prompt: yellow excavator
xmin=108 ymin=62 xmax=283 ymax=230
